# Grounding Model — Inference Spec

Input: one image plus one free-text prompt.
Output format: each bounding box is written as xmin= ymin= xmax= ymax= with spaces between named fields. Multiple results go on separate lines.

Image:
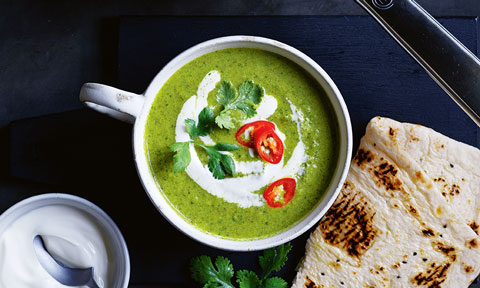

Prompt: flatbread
xmin=292 ymin=117 xmax=480 ymax=288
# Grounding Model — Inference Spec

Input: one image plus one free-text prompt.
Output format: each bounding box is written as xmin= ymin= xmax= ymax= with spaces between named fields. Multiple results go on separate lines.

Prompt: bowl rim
xmin=0 ymin=193 xmax=131 ymax=287
xmin=132 ymin=35 xmax=353 ymax=251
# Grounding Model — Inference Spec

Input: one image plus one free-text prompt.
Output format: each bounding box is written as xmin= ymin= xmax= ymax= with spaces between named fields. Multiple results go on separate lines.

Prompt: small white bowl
xmin=0 ymin=193 xmax=130 ymax=288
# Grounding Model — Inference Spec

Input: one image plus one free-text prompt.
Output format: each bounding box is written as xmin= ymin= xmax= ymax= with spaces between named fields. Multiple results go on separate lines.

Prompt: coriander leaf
xmin=215 ymin=81 xmax=264 ymax=129
xmin=234 ymin=81 xmax=264 ymax=117
xmin=262 ymin=277 xmax=287 ymax=288
xmin=214 ymin=257 xmax=236 ymax=283
xmin=259 ymin=243 xmax=292 ymax=280
xmin=238 ymin=81 xmax=264 ymax=105
xmin=185 ymin=107 xmax=215 ymax=138
xmin=185 ymin=118 xmax=197 ymax=137
xmin=196 ymin=142 xmax=237 ymax=179
xmin=220 ymin=154 xmax=236 ymax=176
xmin=191 ymin=256 xmax=215 ymax=284
xmin=214 ymin=143 xmax=239 ymax=152
xmin=170 ymin=141 xmax=189 ymax=152
xmin=197 ymin=107 xmax=216 ymax=134
xmin=216 ymin=81 xmax=237 ymax=106
xmin=207 ymin=150 xmax=226 ymax=179
xmin=169 ymin=142 xmax=191 ymax=173
xmin=190 ymin=256 xmax=235 ymax=288
xmin=215 ymin=110 xmax=236 ymax=129
xmin=231 ymin=102 xmax=257 ymax=118
xmin=236 ymin=270 xmax=261 ymax=288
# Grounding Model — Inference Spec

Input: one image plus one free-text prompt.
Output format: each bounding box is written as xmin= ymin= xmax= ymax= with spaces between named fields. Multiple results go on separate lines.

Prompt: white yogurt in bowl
xmin=0 ymin=194 xmax=130 ymax=288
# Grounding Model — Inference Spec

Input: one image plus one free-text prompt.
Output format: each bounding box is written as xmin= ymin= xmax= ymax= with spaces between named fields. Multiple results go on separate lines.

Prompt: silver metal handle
xmin=356 ymin=0 xmax=480 ymax=127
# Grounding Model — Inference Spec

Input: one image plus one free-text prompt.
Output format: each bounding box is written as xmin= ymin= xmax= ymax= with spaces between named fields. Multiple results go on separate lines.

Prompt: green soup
xmin=145 ymin=48 xmax=339 ymax=239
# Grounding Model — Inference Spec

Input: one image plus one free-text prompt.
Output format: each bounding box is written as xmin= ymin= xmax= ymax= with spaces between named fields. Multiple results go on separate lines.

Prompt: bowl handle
xmin=79 ymin=83 xmax=145 ymax=124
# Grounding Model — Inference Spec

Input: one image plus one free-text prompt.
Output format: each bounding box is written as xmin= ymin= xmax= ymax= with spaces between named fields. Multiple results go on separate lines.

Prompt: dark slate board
xmin=117 ymin=16 xmax=480 ymax=287
xmin=7 ymin=16 xmax=479 ymax=287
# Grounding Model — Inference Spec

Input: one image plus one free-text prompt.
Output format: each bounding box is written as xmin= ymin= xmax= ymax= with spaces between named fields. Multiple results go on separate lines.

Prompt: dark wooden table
xmin=2 ymin=1 xmax=480 ymax=287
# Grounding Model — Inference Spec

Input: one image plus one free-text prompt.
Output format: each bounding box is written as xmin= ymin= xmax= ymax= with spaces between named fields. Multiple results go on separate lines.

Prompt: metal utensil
xmin=33 ymin=235 xmax=100 ymax=288
xmin=356 ymin=0 xmax=480 ymax=127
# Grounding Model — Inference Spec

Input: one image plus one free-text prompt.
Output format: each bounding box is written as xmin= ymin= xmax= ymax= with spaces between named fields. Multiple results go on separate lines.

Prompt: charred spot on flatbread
xmin=353 ymin=149 xmax=374 ymax=167
xmin=469 ymin=221 xmax=479 ymax=235
xmin=409 ymin=205 xmax=418 ymax=216
xmin=434 ymin=141 xmax=446 ymax=151
xmin=449 ymin=184 xmax=460 ymax=196
xmin=320 ymin=181 xmax=377 ymax=258
xmin=373 ymin=265 xmax=386 ymax=275
xmin=412 ymin=262 xmax=451 ymax=287
xmin=415 ymin=171 xmax=427 ymax=184
xmin=422 ymin=228 xmax=435 ymax=237
xmin=371 ymin=158 xmax=403 ymax=191
xmin=408 ymin=127 xmax=420 ymax=141
xmin=466 ymin=239 xmax=479 ymax=249
xmin=433 ymin=178 xmax=461 ymax=199
xmin=304 ymin=276 xmax=320 ymax=288
xmin=389 ymin=127 xmax=397 ymax=138
xmin=434 ymin=242 xmax=456 ymax=261
xmin=463 ymin=263 xmax=474 ymax=274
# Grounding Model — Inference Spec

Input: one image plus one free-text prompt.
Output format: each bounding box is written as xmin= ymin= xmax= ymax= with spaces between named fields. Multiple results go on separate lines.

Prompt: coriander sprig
xmin=170 ymin=107 xmax=239 ymax=179
xmin=194 ymin=142 xmax=238 ymax=179
xmin=169 ymin=141 xmax=238 ymax=179
xmin=215 ymin=81 xmax=264 ymax=129
xmin=190 ymin=243 xmax=292 ymax=288
xmin=191 ymin=256 xmax=235 ymax=287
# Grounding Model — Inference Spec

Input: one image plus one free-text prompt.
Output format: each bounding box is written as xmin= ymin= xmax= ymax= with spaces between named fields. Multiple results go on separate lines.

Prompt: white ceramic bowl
xmin=80 ymin=35 xmax=352 ymax=251
xmin=0 ymin=193 xmax=130 ymax=287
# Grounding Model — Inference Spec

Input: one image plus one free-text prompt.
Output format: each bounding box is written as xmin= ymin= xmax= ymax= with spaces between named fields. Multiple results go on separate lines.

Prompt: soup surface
xmin=145 ymin=48 xmax=339 ymax=239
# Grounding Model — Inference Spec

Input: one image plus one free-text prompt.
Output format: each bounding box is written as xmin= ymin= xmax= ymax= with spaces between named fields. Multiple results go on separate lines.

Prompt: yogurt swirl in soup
xmin=145 ymin=48 xmax=339 ymax=239
xmin=175 ymin=70 xmax=308 ymax=208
